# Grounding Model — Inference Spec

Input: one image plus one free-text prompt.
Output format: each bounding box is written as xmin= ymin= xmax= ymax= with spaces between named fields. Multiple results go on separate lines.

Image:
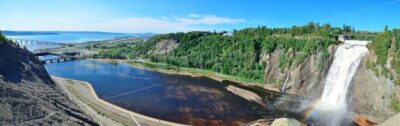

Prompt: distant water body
xmin=5 ymin=32 xmax=134 ymax=43
xmin=5 ymin=32 xmax=135 ymax=51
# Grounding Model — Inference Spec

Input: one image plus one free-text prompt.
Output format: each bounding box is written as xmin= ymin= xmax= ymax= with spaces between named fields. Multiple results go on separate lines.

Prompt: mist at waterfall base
xmin=272 ymin=41 xmax=368 ymax=126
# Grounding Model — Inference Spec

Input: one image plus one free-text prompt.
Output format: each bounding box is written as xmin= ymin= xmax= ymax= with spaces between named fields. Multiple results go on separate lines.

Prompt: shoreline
xmin=53 ymin=76 xmax=187 ymax=126
xmin=90 ymin=59 xmax=381 ymax=125
xmin=93 ymin=58 xmax=281 ymax=93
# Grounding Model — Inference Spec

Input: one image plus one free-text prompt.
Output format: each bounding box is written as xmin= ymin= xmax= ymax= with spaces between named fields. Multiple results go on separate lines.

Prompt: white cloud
xmin=177 ymin=14 xmax=246 ymax=25
xmin=188 ymin=14 xmax=203 ymax=18
xmin=160 ymin=16 xmax=170 ymax=20
xmin=98 ymin=14 xmax=246 ymax=33
xmin=0 ymin=14 xmax=246 ymax=33
xmin=98 ymin=17 xmax=202 ymax=33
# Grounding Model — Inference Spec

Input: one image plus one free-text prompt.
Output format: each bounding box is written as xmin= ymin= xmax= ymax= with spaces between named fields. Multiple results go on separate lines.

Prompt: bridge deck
xmin=9 ymin=38 xmax=70 ymax=46
xmin=34 ymin=51 xmax=77 ymax=64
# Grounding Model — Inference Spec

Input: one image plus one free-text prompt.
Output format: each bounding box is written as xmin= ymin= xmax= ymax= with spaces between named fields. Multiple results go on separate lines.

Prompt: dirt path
xmin=53 ymin=76 xmax=188 ymax=126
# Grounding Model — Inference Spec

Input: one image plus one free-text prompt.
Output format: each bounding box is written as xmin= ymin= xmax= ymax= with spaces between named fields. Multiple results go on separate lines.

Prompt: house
xmin=337 ymin=35 xmax=351 ymax=43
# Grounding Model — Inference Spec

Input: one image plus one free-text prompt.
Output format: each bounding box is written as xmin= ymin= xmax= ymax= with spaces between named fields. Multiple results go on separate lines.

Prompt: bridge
xmin=34 ymin=51 xmax=78 ymax=64
xmin=9 ymin=38 xmax=71 ymax=46
xmin=8 ymin=38 xmax=78 ymax=64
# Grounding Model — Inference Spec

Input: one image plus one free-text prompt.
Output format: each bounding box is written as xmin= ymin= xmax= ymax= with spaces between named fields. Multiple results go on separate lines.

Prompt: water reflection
xmin=45 ymin=60 xmax=288 ymax=125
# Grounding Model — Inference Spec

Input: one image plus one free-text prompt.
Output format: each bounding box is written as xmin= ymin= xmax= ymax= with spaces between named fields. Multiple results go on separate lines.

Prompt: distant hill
xmin=2 ymin=31 xmax=60 ymax=36
xmin=2 ymin=30 xmax=156 ymax=38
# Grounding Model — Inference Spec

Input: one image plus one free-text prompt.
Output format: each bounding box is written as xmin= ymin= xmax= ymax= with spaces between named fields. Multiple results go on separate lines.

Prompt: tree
xmin=116 ymin=23 xmax=343 ymax=82
xmin=384 ymin=25 xmax=389 ymax=33
xmin=371 ymin=26 xmax=392 ymax=67
xmin=0 ymin=31 xmax=7 ymax=43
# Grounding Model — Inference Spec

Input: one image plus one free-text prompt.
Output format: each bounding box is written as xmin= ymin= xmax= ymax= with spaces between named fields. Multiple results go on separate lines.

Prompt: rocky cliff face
xmin=147 ymin=37 xmax=398 ymax=123
xmin=262 ymin=45 xmax=337 ymax=99
xmin=262 ymin=43 xmax=399 ymax=123
xmin=150 ymin=39 xmax=178 ymax=55
xmin=0 ymin=41 xmax=97 ymax=125
xmin=351 ymin=52 xmax=399 ymax=122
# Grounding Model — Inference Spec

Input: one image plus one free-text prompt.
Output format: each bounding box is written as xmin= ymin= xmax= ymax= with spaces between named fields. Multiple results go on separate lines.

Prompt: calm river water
xmin=44 ymin=60 xmax=288 ymax=125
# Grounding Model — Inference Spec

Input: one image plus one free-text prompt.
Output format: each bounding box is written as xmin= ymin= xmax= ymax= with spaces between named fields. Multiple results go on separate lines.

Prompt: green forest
xmin=91 ymin=23 xmax=400 ymax=84
xmin=127 ymin=23 xmax=358 ymax=83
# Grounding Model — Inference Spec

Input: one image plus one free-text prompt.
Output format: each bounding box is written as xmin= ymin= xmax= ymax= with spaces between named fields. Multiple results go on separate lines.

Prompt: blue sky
xmin=0 ymin=0 xmax=399 ymax=33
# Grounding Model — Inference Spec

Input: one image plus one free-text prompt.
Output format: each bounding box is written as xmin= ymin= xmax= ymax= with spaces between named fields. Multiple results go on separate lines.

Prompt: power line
xmin=319 ymin=0 xmax=400 ymax=22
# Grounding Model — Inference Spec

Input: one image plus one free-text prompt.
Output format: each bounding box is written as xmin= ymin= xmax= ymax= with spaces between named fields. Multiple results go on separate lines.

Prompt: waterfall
xmin=310 ymin=40 xmax=368 ymax=125
xmin=281 ymin=65 xmax=293 ymax=92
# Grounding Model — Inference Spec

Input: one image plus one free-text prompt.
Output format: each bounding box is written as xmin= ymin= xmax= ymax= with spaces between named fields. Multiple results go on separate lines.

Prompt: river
xmin=44 ymin=60 xmax=288 ymax=125
xmin=12 ymin=32 xmax=296 ymax=125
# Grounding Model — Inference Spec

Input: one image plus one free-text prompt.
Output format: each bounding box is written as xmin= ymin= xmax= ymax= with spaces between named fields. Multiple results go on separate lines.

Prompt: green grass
xmin=390 ymin=93 xmax=400 ymax=112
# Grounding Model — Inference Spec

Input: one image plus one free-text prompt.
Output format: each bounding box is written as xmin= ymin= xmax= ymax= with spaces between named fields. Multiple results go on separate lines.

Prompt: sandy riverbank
xmin=52 ymin=76 xmax=188 ymax=126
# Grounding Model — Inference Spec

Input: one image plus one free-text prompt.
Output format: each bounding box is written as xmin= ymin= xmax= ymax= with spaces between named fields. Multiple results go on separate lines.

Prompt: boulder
xmin=379 ymin=113 xmax=400 ymax=126
xmin=270 ymin=118 xmax=304 ymax=126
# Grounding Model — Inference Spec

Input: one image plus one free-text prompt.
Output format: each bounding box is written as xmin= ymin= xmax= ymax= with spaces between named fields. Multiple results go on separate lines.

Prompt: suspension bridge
xmin=8 ymin=38 xmax=78 ymax=64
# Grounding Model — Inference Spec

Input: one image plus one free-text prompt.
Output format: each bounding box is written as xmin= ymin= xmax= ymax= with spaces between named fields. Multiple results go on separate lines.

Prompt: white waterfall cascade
xmin=313 ymin=40 xmax=368 ymax=125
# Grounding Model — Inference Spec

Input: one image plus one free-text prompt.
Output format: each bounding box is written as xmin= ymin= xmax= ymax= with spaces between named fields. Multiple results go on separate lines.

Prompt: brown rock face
xmin=0 ymin=42 xmax=98 ymax=125
xmin=353 ymin=115 xmax=377 ymax=126
xmin=351 ymin=52 xmax=398 ymax=123
xmin=263 ymin=45 xmax=337 ymax=99
xmin=150 ymin=39 xmax=178 ymax=55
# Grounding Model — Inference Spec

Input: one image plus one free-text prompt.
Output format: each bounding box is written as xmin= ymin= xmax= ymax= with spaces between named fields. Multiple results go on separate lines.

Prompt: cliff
xmin=0 ymin=40 xmax=97 ymax=125
xmin=351 ymin=51 xmax=399 ymax=122
xmin=145 ymin=36 xmax=400 ymax=123
xmin=128 ymin=27 xmax=400 ymax=123
xmin=263 ymin=42 xmax=399 ymax=123
xmin=261 ymin=45 xmax=336 ymax=99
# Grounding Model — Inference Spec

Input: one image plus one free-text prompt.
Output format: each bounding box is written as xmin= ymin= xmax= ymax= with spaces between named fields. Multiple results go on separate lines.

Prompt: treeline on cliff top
xmin=367 ymin=27 xmax=400 ymax=86
xmin=94 ymin=22 xmax=398 ymax=83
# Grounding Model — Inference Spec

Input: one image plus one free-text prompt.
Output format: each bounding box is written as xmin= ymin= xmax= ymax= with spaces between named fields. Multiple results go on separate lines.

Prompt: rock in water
xmin=270 ymin=118 xmax=304 ymax=126
xmin=226 ymin=85 xmax=266 ymax=107
xmin=0 ymin=41 xmax=98 ymax=125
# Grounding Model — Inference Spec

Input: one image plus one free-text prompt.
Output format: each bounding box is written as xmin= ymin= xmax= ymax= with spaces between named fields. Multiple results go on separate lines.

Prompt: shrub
xmin=370 ymin=29 xmax=391 ymax=67
xmin=0 ymin=31 xmax=7 ymax=43
xmin=390 ymin=93 xmax=400 ymax=112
